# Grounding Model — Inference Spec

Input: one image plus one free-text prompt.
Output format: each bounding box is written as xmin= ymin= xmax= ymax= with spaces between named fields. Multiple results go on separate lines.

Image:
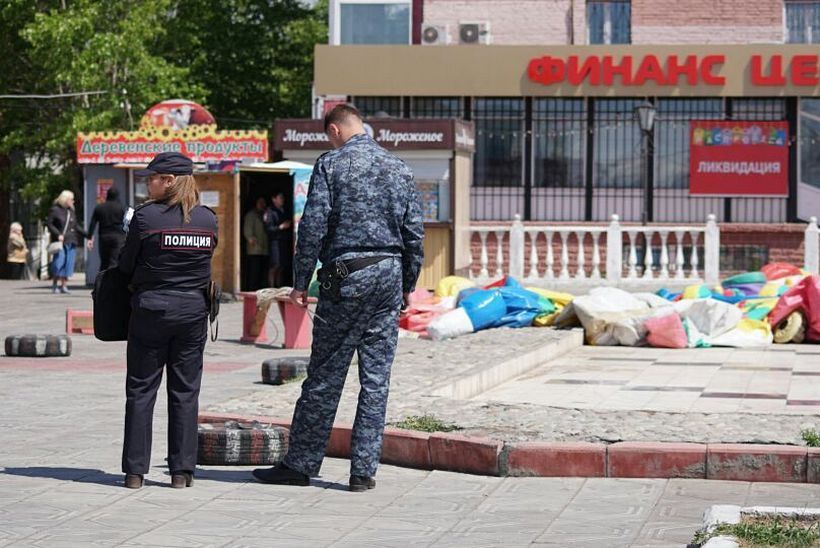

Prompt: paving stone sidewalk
xmin=2 ymin=279 xmax=818 ymax=447
xmin=2 ymin=319 xmax=819 ymax=546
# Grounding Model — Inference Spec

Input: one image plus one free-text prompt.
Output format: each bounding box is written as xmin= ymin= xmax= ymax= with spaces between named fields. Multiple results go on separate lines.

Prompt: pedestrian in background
xmin=118 ymin=152 xmax=217 ymax=490
xmin=263 ymin=192 xmax=291 ymax=287
xmin=243 ymin=196 xmax=269 ymax=290
xmin=87 ymin=186 xmax=126 ymax=270
xmin=252 ymin=104 xmax=424 ymax=492
xmin=46 ymin=190 xmax=87 ymax=294
xmin=6 ymin=222 xmax=28 ymax=280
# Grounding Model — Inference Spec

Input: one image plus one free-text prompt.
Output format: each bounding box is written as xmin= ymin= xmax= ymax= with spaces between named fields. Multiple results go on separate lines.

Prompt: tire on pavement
xmin=261 ymin=357 xmax=310 ymax=385
xmin=4 ymin=334 xmax=72 ymax=357
xmin=197 ymin=421 xmax=288 ymax=466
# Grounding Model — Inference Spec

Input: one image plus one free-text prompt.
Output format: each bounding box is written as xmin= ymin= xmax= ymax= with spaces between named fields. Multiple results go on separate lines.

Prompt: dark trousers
xmin=123 ymin=290 xmax=208 ymax=475
xmin=7 ymin=263 xmax=25 ymax=280
xmin=99 ymin=234 xmax=125 ymax=270
xmin=246 ymin=254 xmax=268 ymax=291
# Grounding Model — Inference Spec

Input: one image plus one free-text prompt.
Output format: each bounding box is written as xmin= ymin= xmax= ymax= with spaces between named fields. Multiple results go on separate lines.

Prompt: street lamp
xmin=634 ymin=101 xmax=656 ymax=225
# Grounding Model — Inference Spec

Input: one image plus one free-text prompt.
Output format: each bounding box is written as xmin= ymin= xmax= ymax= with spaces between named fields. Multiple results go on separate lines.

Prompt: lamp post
xmin=634 ymin=101 xmax=656 ymax=225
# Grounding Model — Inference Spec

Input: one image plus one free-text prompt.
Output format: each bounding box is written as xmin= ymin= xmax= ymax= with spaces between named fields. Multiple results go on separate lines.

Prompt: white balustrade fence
xmin=469 ymin=214 xmax=820 ymax=288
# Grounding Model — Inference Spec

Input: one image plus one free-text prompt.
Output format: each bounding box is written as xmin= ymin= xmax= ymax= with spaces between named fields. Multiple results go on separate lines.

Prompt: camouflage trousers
xmin=283 ymin=257 xmax=402 ymax=478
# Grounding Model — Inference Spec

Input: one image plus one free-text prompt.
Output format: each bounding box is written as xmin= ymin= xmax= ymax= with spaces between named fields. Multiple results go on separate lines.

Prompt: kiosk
xmin=272 ymin=118 xmax=475 ymax=289
xmin=77 ymin=100 xmax=311 ymax=294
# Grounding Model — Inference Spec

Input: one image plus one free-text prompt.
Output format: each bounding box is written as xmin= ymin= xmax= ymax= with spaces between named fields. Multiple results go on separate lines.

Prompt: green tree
xmin=0 ymin=0 xmax=327 ymax=263
xmin=2 ymin=0 xmax=206 ymax=218
xmin=163 ymin=0 xmax=328 ymax=128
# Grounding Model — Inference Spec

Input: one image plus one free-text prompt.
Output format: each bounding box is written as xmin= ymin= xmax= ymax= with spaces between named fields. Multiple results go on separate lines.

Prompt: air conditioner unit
xmin=458 ymin=21 xmax=491 ymax=45
xmin=421 ymin=23 xmax=449 ymax=45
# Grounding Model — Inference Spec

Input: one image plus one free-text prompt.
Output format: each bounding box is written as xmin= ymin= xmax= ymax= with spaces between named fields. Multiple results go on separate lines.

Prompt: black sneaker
xmin=252 ymin=463 xmax=309 ymax=486
xmin=349 ymin=475 xmax=376 ymax=492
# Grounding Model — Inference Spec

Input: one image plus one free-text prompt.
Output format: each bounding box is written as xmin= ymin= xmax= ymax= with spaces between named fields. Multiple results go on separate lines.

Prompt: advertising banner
xmin=273 ymin=119 xmax=475 ymax=152
xmin=689 ymin=120 xmax=789 ymax=196
xmin=95 ymin=179 xmax=113 ymax=203
xmin=77 ymin=99 xmax=268 ymax=164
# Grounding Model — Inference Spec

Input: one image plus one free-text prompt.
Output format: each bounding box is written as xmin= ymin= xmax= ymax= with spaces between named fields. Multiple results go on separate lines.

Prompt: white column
xmin=575 ymin=232 xmax=586 ymax=279
xmin=642 ymin=230 xmax=654 ymax=279
xmin=674 ymin=230 xmax=686 ymax=280
xmin=627 ymin=230 xmax=638 ymax=280
xmin=508 ymin=214 xmax=525 ymax=281
xmin=494 ymin=230 xmax=505 ymax=279
xmin=559 ymin=231 xmax=570 ymax=280
xmin=527 ymin=232 xmax=539 ymax=279
xmin=606 ymin=214 xmax=622 ymax=283
xmin=805 ymin=216 xmax=819 ymax=275
xmin=704 ymin=214 xmax=720 ymax=287
xmin=658 ymin=231 xmax=669 ymax=279
xmin=689 ymin=230 xmax=700 ymax=280
xmin=479 ymin=231 xmax=489 ymax=279
xmin=545 ymin=231 xmax=555 ymax=279
xmin=591 ymin=230 xmax=602 ymax=280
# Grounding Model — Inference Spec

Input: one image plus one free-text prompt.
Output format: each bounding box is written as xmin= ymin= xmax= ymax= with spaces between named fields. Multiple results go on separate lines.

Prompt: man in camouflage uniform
xmin=253 ymin=104 xmax=424 ymax=492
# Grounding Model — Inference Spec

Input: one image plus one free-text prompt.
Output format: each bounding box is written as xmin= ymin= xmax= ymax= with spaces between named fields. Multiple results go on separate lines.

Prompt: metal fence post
xmin=704 ymin=214 xmax=720 ymax=286
xmin=805 ymin=216 xmax=819 ymax=275
xmin=606 ymin=214 xmax=622 ymax=283
xmin=509 ymin=214 xmax=525 ymax=280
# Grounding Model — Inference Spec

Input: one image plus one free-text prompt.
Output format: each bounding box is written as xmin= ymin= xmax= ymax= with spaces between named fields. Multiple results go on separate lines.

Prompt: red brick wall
xmin=633 ymin=0 xmax=782 ymax=27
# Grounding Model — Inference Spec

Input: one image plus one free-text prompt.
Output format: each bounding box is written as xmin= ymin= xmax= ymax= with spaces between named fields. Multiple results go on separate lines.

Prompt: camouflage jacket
xmin=293 ymin=133 xmax=425 ymax=294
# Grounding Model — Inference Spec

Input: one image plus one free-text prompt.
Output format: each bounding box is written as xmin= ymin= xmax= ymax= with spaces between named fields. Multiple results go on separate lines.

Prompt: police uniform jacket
xmin=118 ymin=201 xmax=218 ymax=292
xmin=293 ymin=133 xmax=424 ymax=294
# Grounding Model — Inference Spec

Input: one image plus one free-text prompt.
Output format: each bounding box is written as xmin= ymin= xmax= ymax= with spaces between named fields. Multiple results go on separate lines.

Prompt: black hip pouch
xmin=317 ymin=256 xmax=391 ymax=302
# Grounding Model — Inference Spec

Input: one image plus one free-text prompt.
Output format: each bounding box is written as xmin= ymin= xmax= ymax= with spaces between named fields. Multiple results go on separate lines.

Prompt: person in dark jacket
xmin=118 ymin=152 xmax=217 ymax=490
xmin=87 ymin=187 xmax=126 ymax=270
xmin=263 ymin=192 xmax=291 ymax=287
xmin=46 ymin=190 xmax=88 ymax=294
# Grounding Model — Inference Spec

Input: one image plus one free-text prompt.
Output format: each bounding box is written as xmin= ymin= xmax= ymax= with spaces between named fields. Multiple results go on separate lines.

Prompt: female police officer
xmin=117 ymin=152 xmax=217 ymax=489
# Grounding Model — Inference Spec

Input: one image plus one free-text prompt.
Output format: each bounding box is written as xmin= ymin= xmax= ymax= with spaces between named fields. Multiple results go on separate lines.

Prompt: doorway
xmin=239 ymin=170 xmax=294 ymax=291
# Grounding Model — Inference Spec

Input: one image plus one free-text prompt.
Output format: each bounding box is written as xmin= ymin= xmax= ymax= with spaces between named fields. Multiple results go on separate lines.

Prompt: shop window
xmin=587 ymin=0 xmax=631 ymax=44
xmin=350 ymin=96 xmax=403 ymax=118
xmin=410 ymin=97 xmax=464 ymax=119
xmin=799 ymin=99 xmax=820 ymax=190
xmin=654 ymin=99 xmax=724 ymax=189
xmin=337 ymin=1 xmax=411 ymax=45
xmin=533 ymin=99 xmax=586 ymax=188
xmin=730 ymin=98 xmax=787 ymax=121
xmin=786 ymin=0 xmax=820 ymax=43
xmin=592 ymin=99 xmax=642 ymax=188
xmin=472 ymin=98 xmax=524 ymax=188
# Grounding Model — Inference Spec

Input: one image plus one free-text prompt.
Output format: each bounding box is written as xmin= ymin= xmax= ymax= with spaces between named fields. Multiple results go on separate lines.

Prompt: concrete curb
xmin=198 ymin=413 xmax=819 ymax=483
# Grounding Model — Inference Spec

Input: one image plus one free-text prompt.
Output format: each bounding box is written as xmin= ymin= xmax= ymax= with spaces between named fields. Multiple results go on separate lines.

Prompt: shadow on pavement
xmin=1 ymin=466 xmax=130 ymax=486
xmin=197 ymin=468 xmax=346 ymax=491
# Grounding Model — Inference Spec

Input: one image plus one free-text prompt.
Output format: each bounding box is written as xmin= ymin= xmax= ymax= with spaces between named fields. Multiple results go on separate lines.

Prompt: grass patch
xmin=802 ymin=428 xmax=820 ymax=448
xmin=693 ymin=515 xmax=820 ymax=547
xmin=392 ymin=414 xmax=461 ymax=433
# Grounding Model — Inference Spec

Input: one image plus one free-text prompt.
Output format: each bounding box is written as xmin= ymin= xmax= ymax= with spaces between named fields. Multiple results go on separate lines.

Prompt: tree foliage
xmin=0 ymin=0 xmax=327 ymax=220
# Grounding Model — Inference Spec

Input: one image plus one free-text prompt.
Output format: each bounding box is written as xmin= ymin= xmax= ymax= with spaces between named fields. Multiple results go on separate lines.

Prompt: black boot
xmin=349 ymin=475 xmax=376 ymax=492
xmin=124 ymin=474 xmax=144 ymax=489
xmin=171 ymin=471 xmax=194 ymax=488
xmin=252 ymin=463 xmax=309 ymax=486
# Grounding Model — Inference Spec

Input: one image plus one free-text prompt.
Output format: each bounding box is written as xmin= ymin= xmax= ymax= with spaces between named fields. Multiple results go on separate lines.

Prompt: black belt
xmin=317 ymin=256 xmax=392 ymax=299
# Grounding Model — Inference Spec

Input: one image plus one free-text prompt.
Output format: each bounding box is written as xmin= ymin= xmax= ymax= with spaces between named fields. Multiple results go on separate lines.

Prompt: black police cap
xmin=134 ymin=152 xmax=193 ymax=177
